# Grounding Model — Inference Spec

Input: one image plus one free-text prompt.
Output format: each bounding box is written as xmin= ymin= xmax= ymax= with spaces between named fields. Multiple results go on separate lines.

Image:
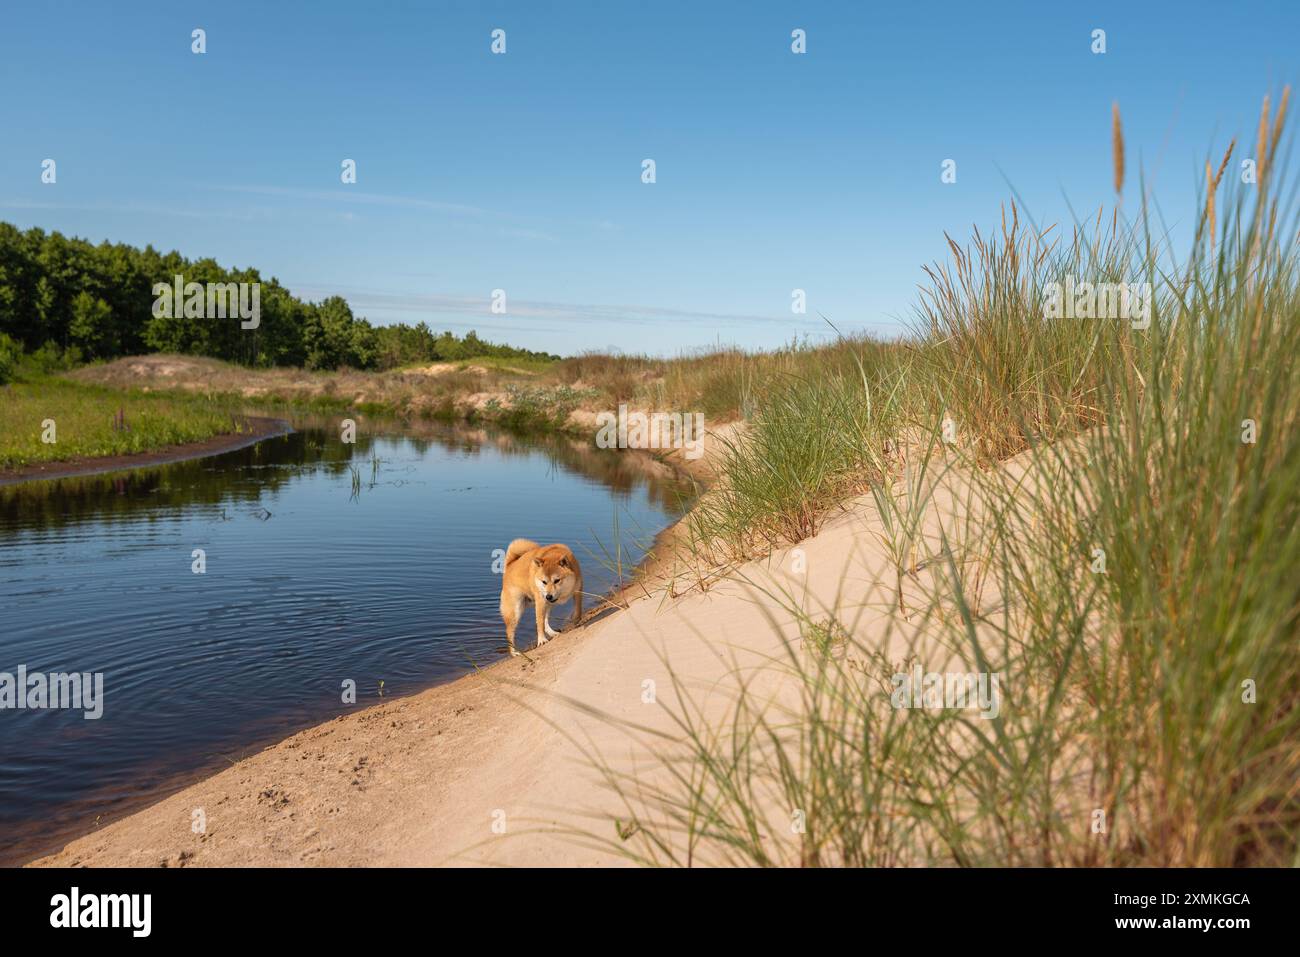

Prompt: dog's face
xmin=533 ymin=554 xmax=575 ymax=604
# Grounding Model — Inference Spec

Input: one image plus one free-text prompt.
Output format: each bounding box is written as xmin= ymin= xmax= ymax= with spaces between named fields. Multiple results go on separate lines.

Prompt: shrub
xmin=0 ymin=333 xmax=20 ymax=385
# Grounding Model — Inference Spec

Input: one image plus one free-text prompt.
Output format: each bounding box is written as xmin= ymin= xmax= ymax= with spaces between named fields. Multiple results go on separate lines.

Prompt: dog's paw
xmin=544 ymin=625 xmax=559 ymax=639
xmin=535 ymin=635 xmax=550 ymax=648
xmin=508 ymin=646 xmax=522 ymax=658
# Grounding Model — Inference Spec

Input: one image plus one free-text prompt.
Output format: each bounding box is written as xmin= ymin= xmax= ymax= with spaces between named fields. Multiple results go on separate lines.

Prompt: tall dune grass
xmin=579 ymin=93 xmax=1299 ymax=866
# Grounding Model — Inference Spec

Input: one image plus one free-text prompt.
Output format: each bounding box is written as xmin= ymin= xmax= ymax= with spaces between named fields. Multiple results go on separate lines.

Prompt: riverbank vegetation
xmin=0 ymin=372 xmax=238 ymax=469
xmin=64 ymin=335 xmax=900 ymax=439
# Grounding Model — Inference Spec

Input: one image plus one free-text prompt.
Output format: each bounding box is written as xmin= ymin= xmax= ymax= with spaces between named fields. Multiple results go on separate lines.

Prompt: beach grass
xmin=0 ymin=374 xmax=238 ymax=469
xmin=572 ymin=91 xmax=1300 ymax=867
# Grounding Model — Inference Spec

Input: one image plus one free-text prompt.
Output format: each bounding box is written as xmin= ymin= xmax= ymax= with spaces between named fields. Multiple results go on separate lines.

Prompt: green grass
xmin=0 ymin=375 xmax=238 ymax=469
xmin=459 ymin=354 xmax=557 ymax=375
xmin=684 ymin=340 xmax=909 ymax=561
xmin=479 ymin=383 xmax=600 ymax=432
xmin=571 ymin=94 xmax=1300 ymax=866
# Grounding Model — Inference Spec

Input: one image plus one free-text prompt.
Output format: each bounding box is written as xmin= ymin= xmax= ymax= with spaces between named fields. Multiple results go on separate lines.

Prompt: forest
xmin=0 ymin=222 xmax=556 ymax=376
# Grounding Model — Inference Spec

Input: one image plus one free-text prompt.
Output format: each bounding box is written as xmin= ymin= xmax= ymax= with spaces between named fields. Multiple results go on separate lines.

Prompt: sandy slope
xmin=29 ymin=481 xmax=932 ymax=867
xmin=32 ymin=433 xmax=1040 ymax=868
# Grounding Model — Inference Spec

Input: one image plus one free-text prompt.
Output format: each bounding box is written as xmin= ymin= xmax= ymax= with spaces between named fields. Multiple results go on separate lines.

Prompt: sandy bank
xmin=28 ymin=508 xmax=856 ymax=866
xmin=29 ymin=434 xmax=1019 ymax=867
xmin=21 ymin=416 xmax=741 ymax=865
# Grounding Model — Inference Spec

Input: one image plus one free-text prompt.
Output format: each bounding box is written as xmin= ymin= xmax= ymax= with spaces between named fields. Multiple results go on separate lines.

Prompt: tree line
xmin=0 ymin=222 xmax=556 ymax=372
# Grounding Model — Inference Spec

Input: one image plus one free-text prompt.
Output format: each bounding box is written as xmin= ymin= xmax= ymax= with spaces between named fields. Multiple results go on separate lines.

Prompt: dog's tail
xmin=504 ymin=538 xmax=539 ymax=567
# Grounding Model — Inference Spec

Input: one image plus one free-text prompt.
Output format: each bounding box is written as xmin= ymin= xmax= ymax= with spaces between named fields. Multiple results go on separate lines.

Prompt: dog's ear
xmin=559 ymin=557 xmax=569 ymax=568
xmin=532 ymin=557 xmax=543 ymax=567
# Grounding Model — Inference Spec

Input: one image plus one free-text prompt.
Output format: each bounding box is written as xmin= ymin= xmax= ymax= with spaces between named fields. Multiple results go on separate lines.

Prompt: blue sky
xmin=1 ymin=1 xmax=1295 ymax=356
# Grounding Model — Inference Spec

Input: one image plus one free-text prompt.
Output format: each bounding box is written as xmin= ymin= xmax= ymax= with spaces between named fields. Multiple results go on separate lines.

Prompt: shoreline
xmin=0 ymin=415 xmax=294 ymax=487
xmin=24 ymin=463 xmax=905 ymax=867
xmin=9 ymin=587 xmax=634 ymax=867
xmin=17 ymin=417 xmax=1029 ymax=866
xmin=24 ymin=610 xmax=622 ymax=866
xmin=8 ymin=515 xmax=693 ymax=868
xmin=12 ymin=417 xmax=726 ymax=866
xmin=24 ymin=527 xmax=791 ymax=867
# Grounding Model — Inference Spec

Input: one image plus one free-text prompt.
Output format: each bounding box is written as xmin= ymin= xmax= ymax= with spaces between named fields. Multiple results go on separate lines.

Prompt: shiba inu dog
xmin=500 ymin=539 xmax=583 ymax=656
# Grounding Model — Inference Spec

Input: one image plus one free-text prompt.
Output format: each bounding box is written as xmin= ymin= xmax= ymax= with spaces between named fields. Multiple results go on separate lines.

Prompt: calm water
xmin=0 ymin=416 xmax=693 ymax=864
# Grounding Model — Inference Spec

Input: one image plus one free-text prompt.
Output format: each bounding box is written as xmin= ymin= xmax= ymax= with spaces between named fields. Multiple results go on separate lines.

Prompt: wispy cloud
xmin=205 ymin=184 xmax=559 ymax=241
xmin=288 ymin=284 xmax=820 ymax=331
xmin=209 ymin=184 xmax=492 ymax=217
xmin=0 ymin=199 xmax=269 ymax=222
